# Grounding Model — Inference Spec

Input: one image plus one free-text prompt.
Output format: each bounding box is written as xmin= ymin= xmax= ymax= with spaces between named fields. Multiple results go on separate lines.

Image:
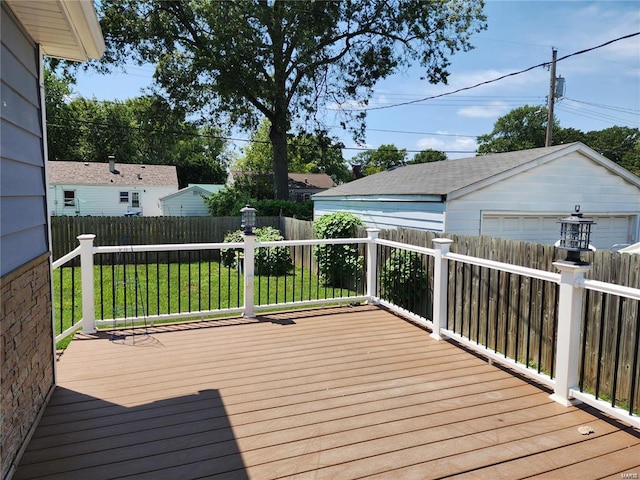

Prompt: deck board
xmin=14 ymin=305 xmax=640 ymax=479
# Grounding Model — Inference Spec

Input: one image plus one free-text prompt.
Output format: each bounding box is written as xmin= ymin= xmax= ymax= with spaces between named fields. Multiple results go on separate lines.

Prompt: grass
xmin=53 ymin=259 xmax=362 ymax=348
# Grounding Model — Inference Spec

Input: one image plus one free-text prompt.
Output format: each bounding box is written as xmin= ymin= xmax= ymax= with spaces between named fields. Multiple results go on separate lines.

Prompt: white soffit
xmin=7 ymin=0 xmax=105 ymax=61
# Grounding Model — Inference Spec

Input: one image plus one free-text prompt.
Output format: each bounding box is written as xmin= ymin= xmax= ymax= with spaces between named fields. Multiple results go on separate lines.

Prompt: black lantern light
xmin=240 ymin=204 xmax=257 ymax=235
xmin=557 ymin=205 xmax=595 ymax=265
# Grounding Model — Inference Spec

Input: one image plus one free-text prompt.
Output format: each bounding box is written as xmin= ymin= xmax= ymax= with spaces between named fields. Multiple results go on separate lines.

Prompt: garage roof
xmin=6 ymin=0 xmax=105 ymax=61
xmin=315 ymin=143 xmax=640 ymax=199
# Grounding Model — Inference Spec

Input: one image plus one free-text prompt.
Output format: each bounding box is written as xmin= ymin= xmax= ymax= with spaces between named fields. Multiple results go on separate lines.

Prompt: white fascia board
xmin=59 ymin=0 xmax=105 ymax=60
xmin=313 ymin=194 xmax=444 ymax=203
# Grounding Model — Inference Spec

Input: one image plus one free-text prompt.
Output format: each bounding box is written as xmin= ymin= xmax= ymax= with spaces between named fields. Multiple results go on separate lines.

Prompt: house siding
xmin=1 ymin=4 xmax=48 ymax=277
xmin=48 ymin=184 xmax=177 ymax=216
xmin=445 ymin=152 xmax=640 ymax=247
xmin=0 ymin=6 xmax=54 ymax=479
xmin=161 ymin=187 xmax=220 ymax=216
xmin=314 ymin=197 xmax=446 ymax=231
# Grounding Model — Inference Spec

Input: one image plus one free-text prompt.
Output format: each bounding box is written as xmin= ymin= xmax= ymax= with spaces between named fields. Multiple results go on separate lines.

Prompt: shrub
xmin=207 ymin=188 xmax=313 ymax=220
xmin=206 ymin=187 xmax=253 ymax=217
xmin=313 ymin=212 xmax=364 ymax=288
xmin=253 ymin=199 xmax=313 ymax=220
xmin=380 ymin=249 xmax=428 ymax=312
xmin=221 ymin=227 xmax=292 ymax=276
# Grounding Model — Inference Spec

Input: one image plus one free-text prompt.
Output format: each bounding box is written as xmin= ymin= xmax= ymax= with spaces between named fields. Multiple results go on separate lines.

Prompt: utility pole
xmin=545 ymin=47 xmax=557 ymax=147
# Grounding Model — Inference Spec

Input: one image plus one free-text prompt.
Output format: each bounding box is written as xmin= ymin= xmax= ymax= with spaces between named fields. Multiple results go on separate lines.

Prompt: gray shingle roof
xmin=315 ymin=144 xmax=576 ymax=197
xmin=48 ymin=161 xmax=178 ymax=187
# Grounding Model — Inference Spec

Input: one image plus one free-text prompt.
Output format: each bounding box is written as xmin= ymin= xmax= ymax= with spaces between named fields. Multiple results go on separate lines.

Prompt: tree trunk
xmin=269 ymin=116 xmax=289 ymax=200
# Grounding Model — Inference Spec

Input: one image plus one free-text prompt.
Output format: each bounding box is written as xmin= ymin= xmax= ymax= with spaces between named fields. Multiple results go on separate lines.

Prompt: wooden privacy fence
xmin=51 ymin=216 xmax=280 ymax=261
xmin=281 ymin=218 xmax=640 ymax=413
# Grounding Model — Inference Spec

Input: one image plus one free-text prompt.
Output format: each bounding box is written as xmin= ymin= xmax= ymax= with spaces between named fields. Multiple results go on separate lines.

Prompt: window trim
xmin=63 ymin=190 xmax=75 ymax=207
xmin=120 ymin=191 xmax=129 ymax=203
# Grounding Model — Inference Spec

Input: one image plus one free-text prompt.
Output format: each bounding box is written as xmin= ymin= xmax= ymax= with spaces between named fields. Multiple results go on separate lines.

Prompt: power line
xmin=333 ymin=31 xmax=640 ymax=113
xmin=563 ymin=97 xmax=640 ymax=115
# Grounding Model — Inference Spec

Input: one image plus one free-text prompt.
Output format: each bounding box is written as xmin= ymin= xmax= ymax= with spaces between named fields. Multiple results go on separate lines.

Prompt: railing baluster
xmin=595 ymin=292 xmax=607 ymax=400
xmin=526 ymin=277 xmax=533 ymax=369
xmin=537 ymin=278 xmax=545 ymax=375
xmin=629 ymin=300 xmax=640 ymax=415
xmin=579 ymin=289 xmax=591 ymax=391
xmin=514 ymin=275 xmax=522 ymax=363
xmin=550 ymin=283 xmax=559 ymax=379
xmin=610 ymin=296 xmax=625 ymax=407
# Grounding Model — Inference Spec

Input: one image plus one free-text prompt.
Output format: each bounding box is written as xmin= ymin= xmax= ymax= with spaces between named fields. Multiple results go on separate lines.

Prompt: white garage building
xmin=313 ymin=143 xmax=640 ymax=249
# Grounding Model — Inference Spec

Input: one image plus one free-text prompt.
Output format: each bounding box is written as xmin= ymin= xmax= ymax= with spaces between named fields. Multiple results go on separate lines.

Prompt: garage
xmin=481 ymin=213 xmax=636 ymax=250
xmin=314 ymin=143 xmax=640 ymax=248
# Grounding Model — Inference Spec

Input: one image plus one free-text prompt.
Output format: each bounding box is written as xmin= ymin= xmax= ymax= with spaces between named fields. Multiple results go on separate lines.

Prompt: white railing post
xmin=550 ymin=261 xmax=591 ymax=406
xmin=77 ymin=234 xmax=97 ymax=334
xmin=366 ymin=228 xmax=380 ymax=303
xmin=431 ymin=238 xmax=453 ymax=340
xmin=243 ymin=233 xmax=256 ymax=318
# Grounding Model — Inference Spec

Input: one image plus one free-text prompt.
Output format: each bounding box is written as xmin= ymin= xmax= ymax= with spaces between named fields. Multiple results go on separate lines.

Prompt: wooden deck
xmin=14 ymin=305 xmax=640 ymax=480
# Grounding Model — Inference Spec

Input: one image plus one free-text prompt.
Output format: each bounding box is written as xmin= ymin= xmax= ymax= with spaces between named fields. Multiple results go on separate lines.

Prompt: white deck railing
xmin=52 ymin=229 xmax=639 ymax=428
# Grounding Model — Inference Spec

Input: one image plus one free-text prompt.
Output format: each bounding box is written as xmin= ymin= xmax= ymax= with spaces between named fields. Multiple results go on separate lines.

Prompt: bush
xmin=313 ymin=212 xmax=363 ymax=288
xmin=380 ymin=249 xmax=428 ymax=312
xmin=206 ymin=187 xmax=253 ymax=217
xmin=207 ymin=188 xmax=313 ymax=220
xmin=221 ymin=227 xmax=292 ymax=276
xmin=253 ymin=199 xmax=313 ymax=220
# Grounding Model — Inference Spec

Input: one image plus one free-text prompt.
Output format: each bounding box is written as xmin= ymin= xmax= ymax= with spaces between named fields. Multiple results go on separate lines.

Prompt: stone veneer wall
xmin=1 ymin=253 xmax=55 ymax=479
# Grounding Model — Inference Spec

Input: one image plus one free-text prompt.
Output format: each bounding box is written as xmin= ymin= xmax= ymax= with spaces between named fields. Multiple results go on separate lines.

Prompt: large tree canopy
xmin=98 ymin=0 xmax=486 ymax=199
xmin=350 ymin=144 xmax=408 ymax=176
xmin=45 ymin=69 xmax=230 ymax=187
xmin=235 ymin=120 xmax=350 ymax=184
xmin=476 ymin=105 xmax=640 ymax=175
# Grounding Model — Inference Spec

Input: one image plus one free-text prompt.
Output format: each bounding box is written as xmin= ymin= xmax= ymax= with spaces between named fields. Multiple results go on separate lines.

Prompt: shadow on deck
xmin=15 ymin=305 xmax=640 ymax=479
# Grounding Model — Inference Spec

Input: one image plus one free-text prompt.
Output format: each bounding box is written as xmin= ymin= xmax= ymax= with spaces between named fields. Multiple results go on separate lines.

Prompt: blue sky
xmin=73 ymin=1 xmax=640 ymax=161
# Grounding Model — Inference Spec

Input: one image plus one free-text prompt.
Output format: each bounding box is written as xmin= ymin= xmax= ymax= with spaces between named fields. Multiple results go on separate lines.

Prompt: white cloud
xmin=416 ymin=135 xmax=478 ymax=159
xmin=458 ymin=102 xmax=511 ymax=118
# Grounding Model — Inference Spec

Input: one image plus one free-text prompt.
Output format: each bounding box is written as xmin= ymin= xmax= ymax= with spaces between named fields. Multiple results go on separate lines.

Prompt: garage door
xmin=481 ymin=213 xmax=636 ymax=249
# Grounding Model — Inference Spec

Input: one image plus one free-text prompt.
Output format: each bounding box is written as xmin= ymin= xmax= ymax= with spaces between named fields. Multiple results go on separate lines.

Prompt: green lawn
xmin=53 ymin=259 xmax=362 ymax=347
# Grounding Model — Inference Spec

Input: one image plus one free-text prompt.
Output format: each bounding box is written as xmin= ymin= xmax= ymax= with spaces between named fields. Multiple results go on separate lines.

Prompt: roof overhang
xmin=6 ymin=0 xmax=105 ymax=61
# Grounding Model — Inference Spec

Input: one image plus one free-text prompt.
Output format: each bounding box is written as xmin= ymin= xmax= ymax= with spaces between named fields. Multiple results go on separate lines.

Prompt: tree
xmin=44 ymin=68 xmax=79 ymax=161
xmin=350 ymin=144 xmax=407 ymax=175
xmin=409 ymin=149 xmax=447 ymax=164
xmin=98 ymin=1 xmax=487 ymax=199
xmin=44 ymin=69 xmax=230 ymax=186
xmin=476 ymin=106 xmax=640 ymax=174
xmin=476 ymin=105 xmax=556 ymax=154
xmin=234 ymin=120 xmax=274 ymax=175
xmin=583 ymin=126 xmax=640 ymax=165
xmin=234 ymin=120 xmax=350 ymax=185
xmin=287 ymin=130 xmax=351 ymax=184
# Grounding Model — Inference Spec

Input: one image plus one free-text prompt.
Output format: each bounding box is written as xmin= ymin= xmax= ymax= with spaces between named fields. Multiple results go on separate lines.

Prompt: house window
xmin=63 ymin=190 xmax=75 ymax=207
xmin=120 ymin=191 xmax=129 ymax=203
xmin=132 ymin=192 xmax=140 ymax=208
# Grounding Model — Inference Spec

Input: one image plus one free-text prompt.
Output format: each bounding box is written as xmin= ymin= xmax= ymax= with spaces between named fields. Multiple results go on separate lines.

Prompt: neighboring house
xmin=227 ymin=170 xmax=335 ymax=201
xmin=313 ymin=143 xmax=640 ymax=249
xmin=287 ymin=173 xmax=335 ymax=201
xmin=160 ymin=183 xmax=225 ymax=216
xmin=48 ymin=160 xmax=179 ymax=216
xmin=0 ymin=2 xmax=105 ymax=478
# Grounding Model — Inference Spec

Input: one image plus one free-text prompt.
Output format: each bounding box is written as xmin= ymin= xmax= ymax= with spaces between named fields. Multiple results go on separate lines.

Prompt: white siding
xmin=0 ymin=5 xmax=48 ymax=276
xmin=481 ymin=212 xmax=636 ymax=249
xmin=161 ymin=189 xmax=211 ymax=216
xmin=445 ymin=151 xmax=640 ymax=246
xmin=48 ymin=185 xmax=177 ymax=216
xmin=314 ymin=197 xmax=446 ymax=231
